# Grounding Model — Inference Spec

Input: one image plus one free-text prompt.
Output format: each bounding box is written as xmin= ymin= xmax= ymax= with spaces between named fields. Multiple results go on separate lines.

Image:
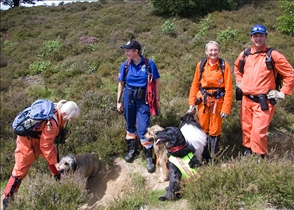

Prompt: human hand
xmin=54 ymin=163 xmax=59 ymax=171
xmin=267 ymin=90 xmax=285 ymax=100
xmin=186 ymin=105 xmax=196 ymax=115
xmin=236 ymin=82 xmax=241 ymax=89
xmin=117 ymin=102 xmax=123 ymax=113
xmin=220 ymin=112 xmax=228 ymax=118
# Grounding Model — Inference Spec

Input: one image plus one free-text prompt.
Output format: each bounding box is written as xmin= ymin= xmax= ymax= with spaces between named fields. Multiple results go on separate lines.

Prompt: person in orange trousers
xmin=234 ymin=24 xmax=294 ymax=158
xmin=2 ymin=100 xmax=80 ymax=209
xmin=187 ymin=41 xmax=233 ymax=162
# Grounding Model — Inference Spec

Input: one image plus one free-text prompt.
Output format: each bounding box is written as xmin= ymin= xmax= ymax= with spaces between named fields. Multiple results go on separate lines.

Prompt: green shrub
xmin=161 ymin=18 xmax=177 ymax=37
xmin=38 ymin=37 xmax=62 ymax=58
xmin=194 ymin=14 xmax=214 ymax=38
xmin=29 ymin=60 xmax=51 ymax=75
xmin=217 ymin=27 xmax=237 ymax=42
xmin=148 ymin=0 xmax=234 ymax=17
xmin=277 ymin=0 xmax=294 ymax=36
xmin=87 ymin=43 xmax=99 ymax=52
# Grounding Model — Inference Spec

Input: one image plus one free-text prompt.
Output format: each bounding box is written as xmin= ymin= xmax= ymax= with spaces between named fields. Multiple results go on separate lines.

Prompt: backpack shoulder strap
xmin=144 ymin=57 xmax=151 ymax=75
xmin=219 ymin=58 xmax=225 ymax=77
xmin=243 ymin=47 xmax=251 ymax=59
xmin=266 ymin=48 xmax=274 ymax=58
xmin=198 ymin=58 xmax=207 ymax=82
xmin=266 ymin=48 xmax=282 ymax=90
xmin=123 ymin=59 xmax=131 ymax=81
xmin=52 ymin=114 xmax=58 ymax=126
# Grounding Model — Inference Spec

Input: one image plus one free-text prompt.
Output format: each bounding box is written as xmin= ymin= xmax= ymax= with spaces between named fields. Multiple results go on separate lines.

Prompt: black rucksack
xmin=198 ymin=58 xmax=225 ymax=82
xmin=239 ymin=47 xmax=282 ymax=90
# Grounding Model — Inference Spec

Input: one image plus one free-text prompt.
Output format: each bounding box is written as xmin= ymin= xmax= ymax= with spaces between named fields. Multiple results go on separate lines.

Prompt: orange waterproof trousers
xmin=198 ymin=97 xmax=223 ymax=136
xmin=240 ymin=96 xmax=275 ymax=155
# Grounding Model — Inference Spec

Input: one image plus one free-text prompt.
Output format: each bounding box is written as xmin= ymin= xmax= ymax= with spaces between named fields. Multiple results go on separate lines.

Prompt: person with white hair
xmin=2 ymin=100 xmax=80 ymax=209
xmin=187 ymin=41 xmax=233 ymax=162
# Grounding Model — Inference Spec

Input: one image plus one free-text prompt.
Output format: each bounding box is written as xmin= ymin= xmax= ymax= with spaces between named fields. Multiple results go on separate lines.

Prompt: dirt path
xmin=79 ymin=157 xmax=170 ymax=209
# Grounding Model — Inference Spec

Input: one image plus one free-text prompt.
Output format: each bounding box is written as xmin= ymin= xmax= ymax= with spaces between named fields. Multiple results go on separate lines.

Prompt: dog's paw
xmin=158 ymin=176 xmax=168 ymax=183
xmin=159 ymin=191 xmax=177 ymax=201
xmin=176 ymin=192 xmax=182 ymax=199
xmin=157 ymin=178 xmax=164 ymax=183
xmin=158 ymin=196 xmax=168 ymax=201
xmin=189 ymin=157 xmax=202 ymax=168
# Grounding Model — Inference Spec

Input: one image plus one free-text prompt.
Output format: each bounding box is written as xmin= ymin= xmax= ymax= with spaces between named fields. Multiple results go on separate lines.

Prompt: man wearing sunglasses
xmin=234 ymin=24 xmax=294 ymax=160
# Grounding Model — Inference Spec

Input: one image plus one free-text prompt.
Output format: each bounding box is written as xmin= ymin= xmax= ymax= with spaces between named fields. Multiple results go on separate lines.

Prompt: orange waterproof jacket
xmin=15 ymin=110 xmax=65 ymax=166
xmin=189 ymin=59 xmax=233 ymax=115
xmin=234 ymin=46 xmax=294 ymax=95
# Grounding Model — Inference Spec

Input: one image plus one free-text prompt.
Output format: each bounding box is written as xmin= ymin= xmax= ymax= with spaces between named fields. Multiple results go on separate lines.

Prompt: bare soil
xmin=79 ymin=157 xmax=188 ymax=210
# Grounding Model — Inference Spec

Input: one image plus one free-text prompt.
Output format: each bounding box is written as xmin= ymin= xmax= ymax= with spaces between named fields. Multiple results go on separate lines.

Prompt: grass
xmin=1 ymin=0 xmax=294 ymax=209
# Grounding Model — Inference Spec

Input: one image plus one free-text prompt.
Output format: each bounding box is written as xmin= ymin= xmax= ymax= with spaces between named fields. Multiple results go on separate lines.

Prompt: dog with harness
xmin=146 ymin=113 xmax=207 ymax=201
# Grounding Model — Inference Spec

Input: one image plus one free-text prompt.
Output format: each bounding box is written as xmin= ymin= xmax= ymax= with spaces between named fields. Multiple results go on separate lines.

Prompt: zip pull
xmin=47 ymin=121 xmax=52 ymax=131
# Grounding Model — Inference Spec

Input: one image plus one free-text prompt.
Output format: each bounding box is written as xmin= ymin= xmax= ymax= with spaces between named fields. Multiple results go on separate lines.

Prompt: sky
xmin=0 ymin=1 xmax=96 ymax=10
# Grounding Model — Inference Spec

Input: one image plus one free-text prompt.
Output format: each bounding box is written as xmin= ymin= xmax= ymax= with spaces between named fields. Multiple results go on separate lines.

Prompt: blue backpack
xmin=12 ymin=99 xmax=58 ymax=138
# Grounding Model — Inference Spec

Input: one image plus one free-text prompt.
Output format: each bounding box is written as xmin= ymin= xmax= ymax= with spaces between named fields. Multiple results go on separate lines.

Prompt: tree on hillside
xmin=147 ymin=0 xmax=237 ymax=17
xmin=0 ymin=0 xmax=43 ymax=8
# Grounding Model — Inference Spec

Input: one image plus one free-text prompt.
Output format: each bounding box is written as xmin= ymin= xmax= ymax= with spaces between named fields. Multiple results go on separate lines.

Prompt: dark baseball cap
xmin=250 ymin=24 xmax=267 ymax=35
xmin=120 ymin=40 xmax=141 ymax=51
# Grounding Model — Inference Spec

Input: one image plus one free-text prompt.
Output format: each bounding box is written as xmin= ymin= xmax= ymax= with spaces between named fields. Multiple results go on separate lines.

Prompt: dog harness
xmin=169 ymin=152 xmax=202 ymax=181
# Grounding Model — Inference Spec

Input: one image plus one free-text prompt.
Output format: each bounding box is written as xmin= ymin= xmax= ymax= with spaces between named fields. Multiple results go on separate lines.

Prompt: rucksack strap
xmin=240 ymin=47 xmax=281 ymax=90
xmin=144 ymin=57 xmax=152 ymax=81
xmin=52 ymin=114 xmax=58 ymax=126
xmin=199 ymin=58 xmax=225 ymax=82
xmin=123 ymin=59 xmax=131 ymax=82
xmin=123 ymin=58 xmax=151 ymax=80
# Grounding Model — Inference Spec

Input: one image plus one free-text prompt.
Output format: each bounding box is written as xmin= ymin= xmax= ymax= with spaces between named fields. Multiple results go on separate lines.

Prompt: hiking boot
xmin=209 ymin=135 xmax=220 ymax=155
xmin=146 ymin=157 xmax=155 ymax=173
xmin=125 ymin=140 xmax=136 ymax=163
xmin=202 ymin=144 xmax=211 ymax=164
xmin=257 ymin=154 xmax=265 ymax=164
xmin=3 ymin=198 xmax=9 ymax=210
xmin=143 ymin=147 xmax=155 ymax=173
xmin=243 ymin=147 xmax=252 ymax=156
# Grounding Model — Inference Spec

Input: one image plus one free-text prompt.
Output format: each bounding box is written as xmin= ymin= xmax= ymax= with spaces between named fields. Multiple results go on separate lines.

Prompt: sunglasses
xmin=251 ymin=27 xmax=266 ymax=33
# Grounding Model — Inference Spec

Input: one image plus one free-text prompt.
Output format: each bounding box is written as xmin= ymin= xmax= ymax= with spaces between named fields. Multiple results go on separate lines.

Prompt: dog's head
xmin=57 ymin=154 xmax=77 ymax=174
xmin=144 ymin=125 xmax=164 ymax=143
xmin=179 ymin=113 xmax=202 ymax=130
xmin=155 ymin=127 xmax=187 ymax=150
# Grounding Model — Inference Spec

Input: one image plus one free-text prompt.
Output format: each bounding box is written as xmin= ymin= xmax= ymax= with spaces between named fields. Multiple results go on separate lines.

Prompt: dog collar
xmin=168 ymin=144 xmax=187 ymax=153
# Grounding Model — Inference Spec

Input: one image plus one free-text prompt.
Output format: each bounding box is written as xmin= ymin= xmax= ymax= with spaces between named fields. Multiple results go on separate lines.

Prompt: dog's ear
xmin=70 ymin=160 xmax=77 ymax=172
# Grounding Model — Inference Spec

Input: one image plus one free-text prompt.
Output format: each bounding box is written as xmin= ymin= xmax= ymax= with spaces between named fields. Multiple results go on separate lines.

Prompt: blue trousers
xmin=123 ymin=86 xmax=152 ymax=149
